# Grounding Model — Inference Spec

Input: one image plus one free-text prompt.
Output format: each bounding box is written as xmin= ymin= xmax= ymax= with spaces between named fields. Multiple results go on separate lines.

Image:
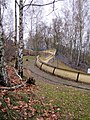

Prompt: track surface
xmin=28 ymin=59 xmax=90 ymax=91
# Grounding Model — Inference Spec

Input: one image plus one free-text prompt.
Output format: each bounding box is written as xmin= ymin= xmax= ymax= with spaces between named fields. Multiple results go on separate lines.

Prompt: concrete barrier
xmin=41 ymin=64 xmax=54 ymax=74
xmin=36 ymin=56 xmax=42 ymax=68
xmin=54 ymin=68 xmax=77 ymax=81
xmin=36 ymin=55 xmax=90 ymax=84
xmin=78 ymin=73 xmax=90 ymax=84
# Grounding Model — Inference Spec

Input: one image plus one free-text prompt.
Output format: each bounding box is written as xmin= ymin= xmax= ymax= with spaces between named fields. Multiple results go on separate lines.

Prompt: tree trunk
xmin=15 ymin=0 xmax=17 ymax=46
xmin=18 ymin=0 xmax=23 ymax=78
xmin=77 ymin=47 xmax=81 ymax=66
xmin=0 ymin=2 xmax=9 ymax=86
xmin=15 ymin=0 xmax=18 ymax=69
xmin=76 ymin=0 xmax=83 ymax=66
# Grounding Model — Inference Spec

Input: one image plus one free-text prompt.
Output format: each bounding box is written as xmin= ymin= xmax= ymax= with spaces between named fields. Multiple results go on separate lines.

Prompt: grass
xmin=0 ymin=76 xmax=90 ymax=119
xmin=23 ymin=56 xmax=35 ymax=61
xmin=1 ymin=55 xmax=89 ymax=119
xmin=18 ymin=92 xmax=29 ymax=103
xmin=49 ymin=58 xmax=84 ymax=72
xmin=22 ymin=55 xmax=90 ymax=119
xmin=39 ymin=55 xmax=53 ymax=63
xmin=7 ymin=94 xmax=19 ymax=106
xmin=35 ymin=79 xmax=90 ymax=119
xmin=23 ymin=55 xmax=36 ymax=66
xmin=43 ymin=48 xmax=56 ymax=53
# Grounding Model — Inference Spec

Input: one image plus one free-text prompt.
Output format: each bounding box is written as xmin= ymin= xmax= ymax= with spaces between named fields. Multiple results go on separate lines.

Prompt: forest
xmin=0 ymin=0 xmax=90 ymax=119
xmin=0 ymin=0 xmax=90 ymax=85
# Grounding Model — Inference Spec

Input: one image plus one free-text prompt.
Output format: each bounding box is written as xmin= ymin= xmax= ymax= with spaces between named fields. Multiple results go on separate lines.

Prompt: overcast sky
xmin=10 ymin=0 xmax=65 ymax=24
xmin=42 ymin=0 xmax=64 ymax=24
xmin=9 ymin=0 xmax=65 ymax=40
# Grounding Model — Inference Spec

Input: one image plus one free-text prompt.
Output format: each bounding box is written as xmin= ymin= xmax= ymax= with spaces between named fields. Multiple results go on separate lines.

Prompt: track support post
xmin=76 ymin=72 xmax=80 ymax=82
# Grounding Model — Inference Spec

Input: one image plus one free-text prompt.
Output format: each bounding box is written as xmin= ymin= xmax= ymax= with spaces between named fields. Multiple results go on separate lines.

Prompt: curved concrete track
xmin=28 ymin=59 xmax=90 ymax=91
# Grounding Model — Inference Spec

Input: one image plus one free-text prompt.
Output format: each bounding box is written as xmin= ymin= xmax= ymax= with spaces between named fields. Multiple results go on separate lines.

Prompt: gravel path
xmin=27 ymin=59 xmax=90 ymax=91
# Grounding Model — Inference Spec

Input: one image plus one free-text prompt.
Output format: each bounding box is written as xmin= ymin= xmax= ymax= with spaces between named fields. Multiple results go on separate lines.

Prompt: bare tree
xmin=15 ymin=0 xmax=17 ymax=46
xmin=0 ymin=0 xmax=9 ymax=86
xmin=18 ymin=0 xmax=24 ymax=77
xmin=15 ymin=0 xmax=18 ymax=69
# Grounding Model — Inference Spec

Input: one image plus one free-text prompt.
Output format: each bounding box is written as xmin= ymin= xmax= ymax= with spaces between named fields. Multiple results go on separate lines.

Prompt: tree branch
xmin=24 ymin=0 xmax=34 ymax=11
xmin=23 ymin=0 xmax=27 ymax=4
xmin=46 ymin=8 xmax=58 ymax=16
xmin=53 ymin=0 xmax=55 ymax=11
xmin=23 ymin=0 xmax=63 ymax=8
xmin=15 ymin=0 xmax=19 ymax=7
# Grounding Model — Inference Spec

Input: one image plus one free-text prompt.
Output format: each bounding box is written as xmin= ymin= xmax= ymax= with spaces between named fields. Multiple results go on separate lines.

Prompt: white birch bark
xmin=15 ymin=0 xmax=18 ymax=69
xmin=18 ymin=0 xmax=23 ymax=78
xmin=0 ymin=1 xmax=9 ymax=86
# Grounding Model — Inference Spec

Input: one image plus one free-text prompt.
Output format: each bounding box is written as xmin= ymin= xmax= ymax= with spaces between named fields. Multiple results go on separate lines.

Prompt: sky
xmin=10 ymin=0 xmax=65 ymax=24
xmin=8 ymin=0 xmax=65 ymax=40
xmin=43 ymin=0 xmax=65 ymax=24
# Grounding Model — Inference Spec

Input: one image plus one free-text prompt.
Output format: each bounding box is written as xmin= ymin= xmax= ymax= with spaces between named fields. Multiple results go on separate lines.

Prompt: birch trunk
xmin=15 ymin=0 xmax=17 ymax=46
xmin=18 ymin=0 xmax=23 ymax=78
xmin=0 ymin=1 xmax=9 ymax=86
xmin=15 ymin=0 xmax=18 ymax=69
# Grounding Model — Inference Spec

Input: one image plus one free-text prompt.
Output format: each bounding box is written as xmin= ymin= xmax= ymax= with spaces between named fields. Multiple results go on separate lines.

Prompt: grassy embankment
xmin=23 ymin=56 xmax=90 ymax=119
xmin=0 ymin=56 xmax=89 ymax=119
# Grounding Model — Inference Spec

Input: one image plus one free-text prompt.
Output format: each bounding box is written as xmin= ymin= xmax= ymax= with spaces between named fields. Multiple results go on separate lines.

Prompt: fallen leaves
xmin=4 ymin=97 xmax=10 ymax=106
xmin=0 ymin=66 xmax=90 ymax=119
xmin=0 ymin=85 xmax=61 ymax=120
xmin=7 ymin=66 xmax=23 ymax=85
xmin=1 ymin=108 xmax=7 ymax=112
